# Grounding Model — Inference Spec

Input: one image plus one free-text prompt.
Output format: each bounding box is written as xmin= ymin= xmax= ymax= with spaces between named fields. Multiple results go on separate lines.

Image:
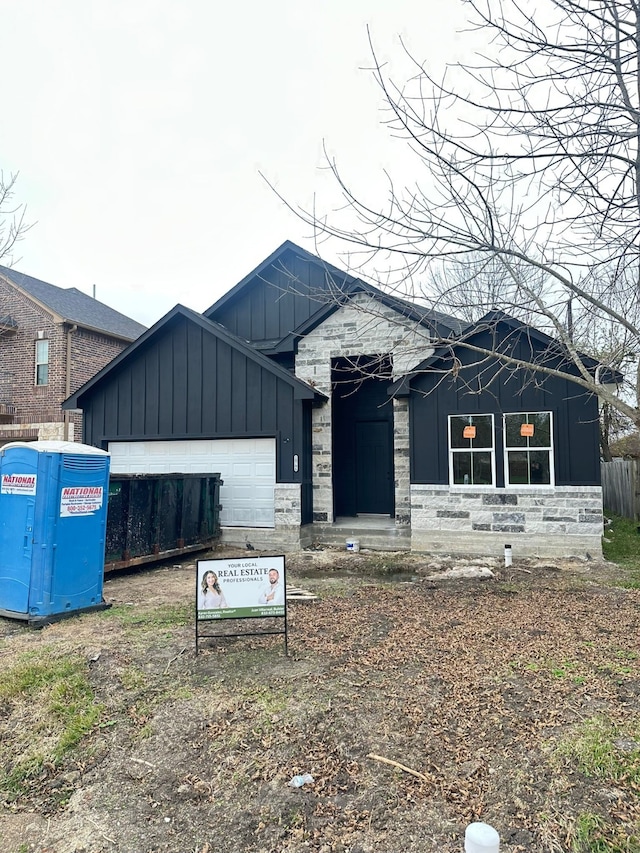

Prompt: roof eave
xmin=1 ymin=274 xmax=62 ymax=323
xmin=63 ymin=319 xmax=140 ymax=343
xmin=0 ymin=272 xmax=143 ymax=341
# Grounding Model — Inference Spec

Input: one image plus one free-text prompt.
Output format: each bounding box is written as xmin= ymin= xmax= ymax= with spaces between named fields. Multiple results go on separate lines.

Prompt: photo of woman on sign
xmin=198 ymin=570 xmax=228 ymax=610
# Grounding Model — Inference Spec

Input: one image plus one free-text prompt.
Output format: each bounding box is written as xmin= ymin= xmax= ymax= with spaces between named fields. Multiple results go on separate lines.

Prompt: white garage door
xmin=108 ymin=439 xmax=276 ymax=528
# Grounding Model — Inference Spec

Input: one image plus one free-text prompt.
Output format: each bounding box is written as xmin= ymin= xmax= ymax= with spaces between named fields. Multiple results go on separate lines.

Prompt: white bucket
xmin=346 ymin=538 xmax=360 ymax=553
xmin=465 ymin=822 xmax=500 ymax=853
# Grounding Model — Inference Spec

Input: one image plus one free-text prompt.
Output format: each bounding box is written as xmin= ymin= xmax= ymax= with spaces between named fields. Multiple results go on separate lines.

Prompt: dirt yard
xmin=1 ymin=546 xmax=639 ymax=853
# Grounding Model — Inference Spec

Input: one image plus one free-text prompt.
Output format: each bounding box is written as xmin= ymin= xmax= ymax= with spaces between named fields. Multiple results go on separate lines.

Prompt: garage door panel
xmin=255 ymin=463 xmax=276 ymax=477
xmin=229 ymin=507 xmax=257 ymax=523
xmin=230 ymin=486 xmax=258 ymax=500
xmin=227 ymin=503 xmax=274 ymax=522
xmin=108 ymin=439 xmax=276 ymax=528
xmin=254 ymin=487 xmax=275 ymax=500
xmin=231 ymin=442 xmax=253 ymax=454
xmin=188 ymin=444 xmax=214 ymax=456
xmin=254 ymin=511 xmax=275 ymax=525
xmin=229 ymin=463 xmax=254 ymax=477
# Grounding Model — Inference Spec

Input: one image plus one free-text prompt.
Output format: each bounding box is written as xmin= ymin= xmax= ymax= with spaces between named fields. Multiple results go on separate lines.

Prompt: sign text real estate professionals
xmin=196 ymin=555 xmax=286 ymax=620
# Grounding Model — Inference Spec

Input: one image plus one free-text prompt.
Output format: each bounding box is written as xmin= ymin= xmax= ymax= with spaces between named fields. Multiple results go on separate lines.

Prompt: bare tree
xmin=0 ymin=172 xmax=29 ymax=268
xmin=427 ymin=253 xmax=549 ymax=325
xmin=283 ymin=0 xmax=640 ymax=427
xmin=0 ymin=172 xmax=30 ymax=414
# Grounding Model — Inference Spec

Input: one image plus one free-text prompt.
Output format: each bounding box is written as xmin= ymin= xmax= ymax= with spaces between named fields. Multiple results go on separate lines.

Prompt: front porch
xmin=310 ymin=515 xmax=411 ymax=551
xmin=220 ymin=514 xmax=411 ymax=552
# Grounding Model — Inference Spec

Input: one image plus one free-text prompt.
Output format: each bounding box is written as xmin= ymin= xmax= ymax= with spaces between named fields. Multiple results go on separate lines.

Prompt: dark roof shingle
xmin=0 ymin=265 xmax=146 ymax=341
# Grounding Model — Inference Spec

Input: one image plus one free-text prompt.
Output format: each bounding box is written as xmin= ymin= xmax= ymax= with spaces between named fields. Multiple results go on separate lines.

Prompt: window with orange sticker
xmin=504 ymin=413 xmax=553 ymax=486
xmin=449 ymin=415 xmax=494 ymax=486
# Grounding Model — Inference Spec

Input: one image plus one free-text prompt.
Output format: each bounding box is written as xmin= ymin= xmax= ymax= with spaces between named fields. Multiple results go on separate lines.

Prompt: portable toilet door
xmin=0 ymin=441 xmax=111 ymax=624
xmin=0 ymin=450 xmax=37 ymax=615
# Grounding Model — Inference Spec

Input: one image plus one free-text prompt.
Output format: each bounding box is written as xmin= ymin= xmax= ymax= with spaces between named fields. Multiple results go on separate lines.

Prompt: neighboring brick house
xmin=0 ymin=266 xmax=146 ymax=444
xmin=66 ymin=241 xmax=609 ymax=559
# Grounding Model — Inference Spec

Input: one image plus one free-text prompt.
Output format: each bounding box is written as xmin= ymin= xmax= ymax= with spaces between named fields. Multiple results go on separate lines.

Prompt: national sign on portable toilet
xmin=0 ymin=440 xmax=111 ymax=625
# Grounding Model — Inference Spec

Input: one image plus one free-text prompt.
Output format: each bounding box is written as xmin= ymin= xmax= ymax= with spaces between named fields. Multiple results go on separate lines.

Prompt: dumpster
xmin=105 ymin=473 xmax=222 ymax=572
xmin=0 ymin=440 xmax=111 ymax=624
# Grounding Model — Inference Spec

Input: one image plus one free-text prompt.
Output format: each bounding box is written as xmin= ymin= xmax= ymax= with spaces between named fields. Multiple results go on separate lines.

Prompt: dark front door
xmin=332 ymin=356 xmax=395 ymax=518
xmin=355 ymin=420 xmax=393 ymax=514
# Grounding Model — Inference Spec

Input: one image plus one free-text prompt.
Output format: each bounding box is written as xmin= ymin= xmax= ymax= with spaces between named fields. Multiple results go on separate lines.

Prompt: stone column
xmin=393 ymin=398 xmax=411 ymax=527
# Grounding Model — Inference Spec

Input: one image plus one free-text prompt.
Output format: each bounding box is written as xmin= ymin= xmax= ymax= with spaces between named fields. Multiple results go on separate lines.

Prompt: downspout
xmin=64 ymin=324 xmax=78 ymax=440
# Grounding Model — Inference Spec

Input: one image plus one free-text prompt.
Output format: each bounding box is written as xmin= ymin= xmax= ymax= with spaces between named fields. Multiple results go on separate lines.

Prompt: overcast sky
xmin=2 ymin=1 xmax=470 ymax=327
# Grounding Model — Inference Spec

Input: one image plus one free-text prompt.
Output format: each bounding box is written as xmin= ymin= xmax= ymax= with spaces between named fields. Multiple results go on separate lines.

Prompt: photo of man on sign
xmin=258 ymin=568 xmax=284 ymax=606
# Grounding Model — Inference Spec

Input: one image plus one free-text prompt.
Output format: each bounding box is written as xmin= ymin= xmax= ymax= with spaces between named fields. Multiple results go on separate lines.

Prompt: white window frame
xmin=448 ymin=414 xmax=496 ymax=487
xmin=35 ymin=339 xmax=49 ymax=386
xmin=503 ymin=411 xmax=555 ymax=487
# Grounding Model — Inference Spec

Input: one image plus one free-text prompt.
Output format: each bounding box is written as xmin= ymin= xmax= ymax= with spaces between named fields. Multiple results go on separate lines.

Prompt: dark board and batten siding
xmin=409 ymin=330 xmax=601 ymax=487
xmin=206 ymin=250 xmax=337 ymax=347
xmin=80 ymin=316 xmax=310 ymax=487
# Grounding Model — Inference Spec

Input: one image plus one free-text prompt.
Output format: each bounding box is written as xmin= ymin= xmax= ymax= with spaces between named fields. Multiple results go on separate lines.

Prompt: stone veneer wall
xmin=0 ymin=421 xmax=71 ymax=443
xmin=393 ymin=398 xmax=411 ymax=526
xmin=294 ymin=294 xmax=432 ymax=526
xmin=410 ymin=485 xmax=604 ymax=558
xmin=220 ymin=484 xmax=309 ymax=550
xmin=274 ymin=484 xmax=302 ymax=531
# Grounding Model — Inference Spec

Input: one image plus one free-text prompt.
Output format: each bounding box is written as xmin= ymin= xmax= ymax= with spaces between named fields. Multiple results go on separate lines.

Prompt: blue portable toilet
xmin=0 ymin=440 xmax=111 ymax=624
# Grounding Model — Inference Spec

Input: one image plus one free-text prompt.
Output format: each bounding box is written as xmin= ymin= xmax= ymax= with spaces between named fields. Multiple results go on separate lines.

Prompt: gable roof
xmin=0 ymin=266 xmax=147 ymax=341
xmin=63 ymin=303 xmax=327 ymax=410
xmin=388 ymin=310 xmax=620 ymax=396
xmin=205 ymin=240 xmax=464 ymax=351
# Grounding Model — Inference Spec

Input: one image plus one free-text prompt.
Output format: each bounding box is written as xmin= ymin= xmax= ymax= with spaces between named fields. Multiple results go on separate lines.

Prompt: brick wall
xmin=70 ymin=327 xmax=127 ymax=393
xmin=0 ymin=279 xmax=132 ymax=442
xmin=0 ymin=277 xmax=62 ymax=423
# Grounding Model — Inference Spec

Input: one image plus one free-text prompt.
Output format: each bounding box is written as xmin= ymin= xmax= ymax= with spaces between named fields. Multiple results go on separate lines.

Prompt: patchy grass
xmin=103 ymin=601 xmax=192 ymax=630
xmin=570 ymin=811 xmax=639 ymax=853
xmin=602 ymin=513 xmax=640 ymax=587
xmin=113 ymin=657 xmax=194 ymax=741
xmin=510 ymin=642 xmax=640 ymax=692
xmin=558 ymin=716 xmax=640 ymax=786
xmin=0 ymin=648 xmax=103 ymax=802
xmin=554 ymin=716 xmax=640 ymax=851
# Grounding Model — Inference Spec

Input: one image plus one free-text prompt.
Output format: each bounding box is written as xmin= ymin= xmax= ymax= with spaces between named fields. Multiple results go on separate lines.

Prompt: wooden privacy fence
xmin=601 ymin=459 xmax=640 ymax=520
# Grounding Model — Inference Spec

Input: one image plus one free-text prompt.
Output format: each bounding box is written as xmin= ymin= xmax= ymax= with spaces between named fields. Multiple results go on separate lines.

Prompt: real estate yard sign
xmin=195 ymin=554 xmax=288 ymax=654
xmin=197 ymin=555 xmax=285 ymax=619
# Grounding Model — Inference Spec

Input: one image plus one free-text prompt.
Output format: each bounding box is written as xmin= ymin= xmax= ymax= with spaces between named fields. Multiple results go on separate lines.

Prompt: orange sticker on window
xmin=520 ymin=423 xmax=534 ymax=437
xmin=463 ymin=425 xmax=476 ymax=439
